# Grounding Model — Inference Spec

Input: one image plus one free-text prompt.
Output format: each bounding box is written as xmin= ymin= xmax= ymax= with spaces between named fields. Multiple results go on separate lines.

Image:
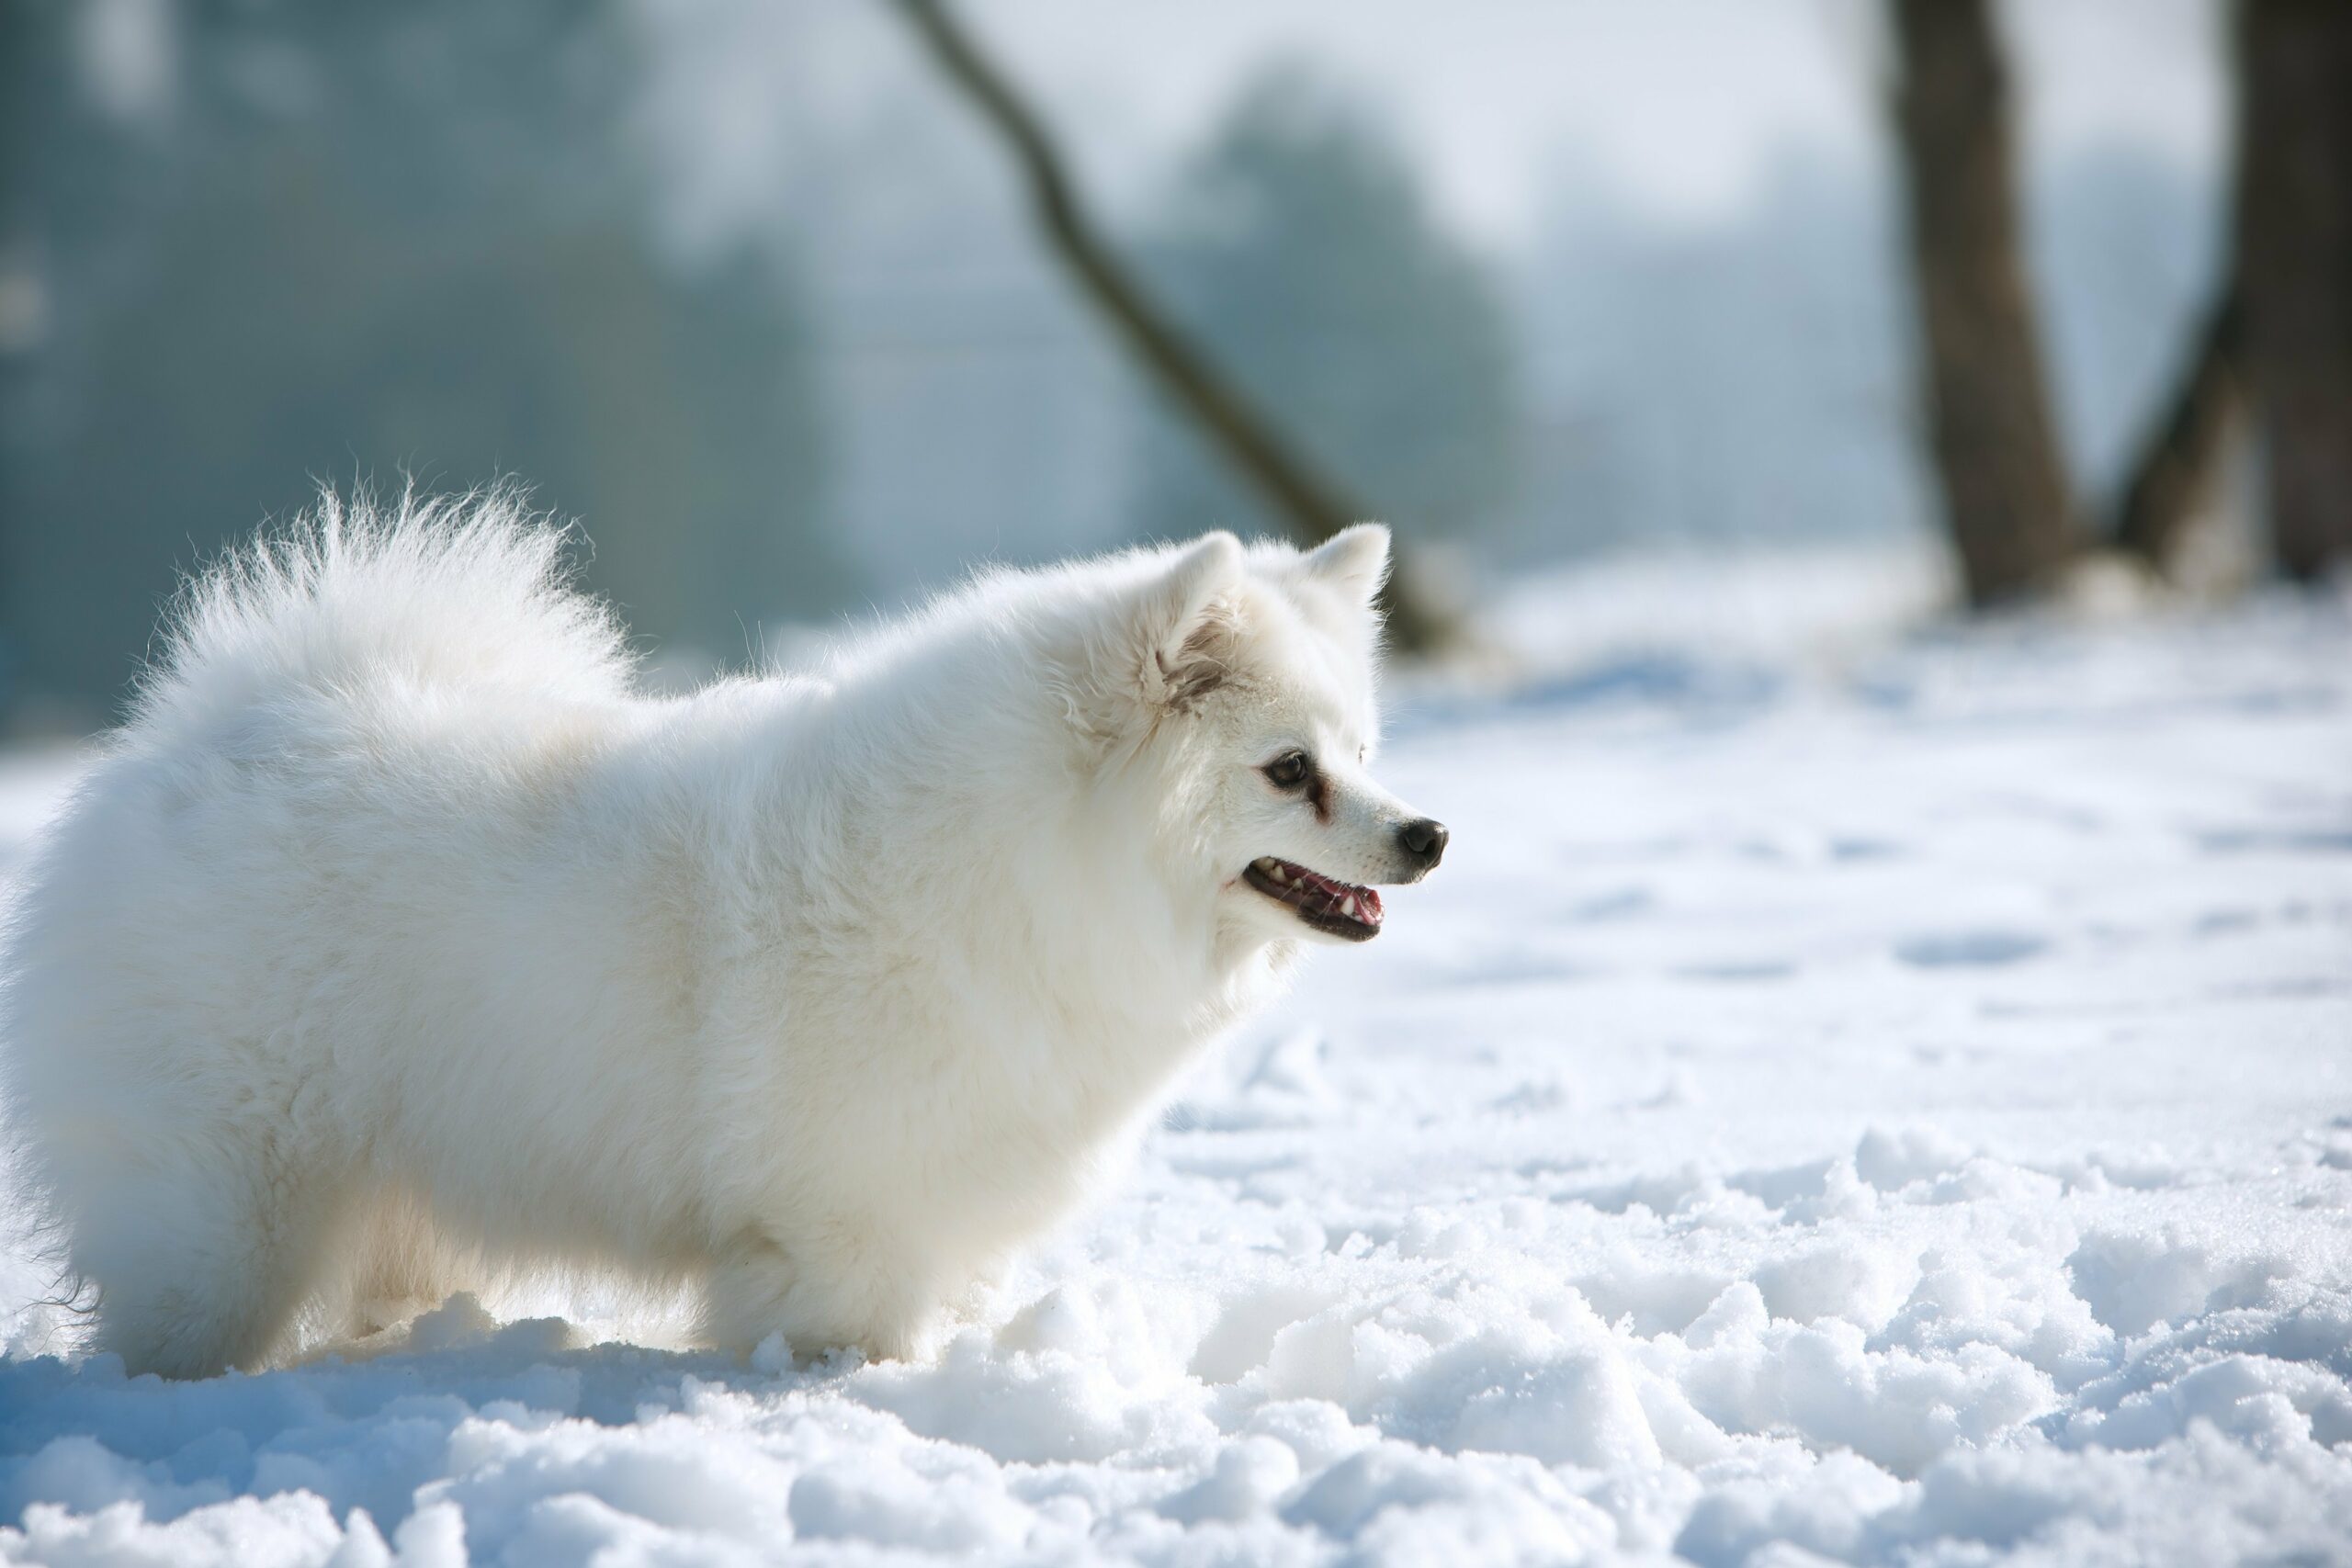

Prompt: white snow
xmin=4 ymin=574 xmax=2349 ymax=1565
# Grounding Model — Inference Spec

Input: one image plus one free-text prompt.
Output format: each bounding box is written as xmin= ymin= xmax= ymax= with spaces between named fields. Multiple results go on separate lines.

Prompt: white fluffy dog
xmin=0 ymin=493 xmax=1447 ymax=1378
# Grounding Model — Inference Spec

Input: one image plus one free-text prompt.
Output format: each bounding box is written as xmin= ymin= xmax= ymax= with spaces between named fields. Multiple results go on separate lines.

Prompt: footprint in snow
xmin=1894 ymin=930 xmax=2049 ymax=968
xmin=2196 ymin=826 xmax=2352 ymax=856
xmin=1674 ymin=960 xmax=1796 ymax=984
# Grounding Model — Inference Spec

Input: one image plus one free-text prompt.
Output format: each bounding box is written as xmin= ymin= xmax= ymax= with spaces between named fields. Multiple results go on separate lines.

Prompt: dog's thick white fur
xmin=0 ymin=491 xmax=1446 ymax=1378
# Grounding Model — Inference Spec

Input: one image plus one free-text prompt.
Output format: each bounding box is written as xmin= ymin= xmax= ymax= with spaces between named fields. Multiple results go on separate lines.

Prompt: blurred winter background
xmin=5 ymin=3 xmax=2352 ymax=1565
xmin=0 ymin=0 xmax=2312 ymax=721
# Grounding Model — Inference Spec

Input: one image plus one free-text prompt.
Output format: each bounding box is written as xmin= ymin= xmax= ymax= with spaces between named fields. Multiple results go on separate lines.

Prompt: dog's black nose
xmin=1397 ymin=817 xmax=1449 ymax=869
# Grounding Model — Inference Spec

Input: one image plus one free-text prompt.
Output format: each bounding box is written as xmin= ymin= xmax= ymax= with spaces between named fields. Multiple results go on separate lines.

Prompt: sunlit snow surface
xmin=4 ymin=582 xmax=2349 ymax=1565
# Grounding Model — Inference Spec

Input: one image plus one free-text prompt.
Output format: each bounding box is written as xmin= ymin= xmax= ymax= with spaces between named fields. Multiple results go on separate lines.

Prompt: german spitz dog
xmin=0 ymin=492 xmax=1446 ymax=1377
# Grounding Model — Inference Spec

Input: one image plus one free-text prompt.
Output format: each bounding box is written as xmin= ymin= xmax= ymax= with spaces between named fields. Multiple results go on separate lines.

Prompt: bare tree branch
xmin=2113 ymin=287 xmax=2242 ymax=576
xmin=888 ymin=0 xmax=1449 ymax=650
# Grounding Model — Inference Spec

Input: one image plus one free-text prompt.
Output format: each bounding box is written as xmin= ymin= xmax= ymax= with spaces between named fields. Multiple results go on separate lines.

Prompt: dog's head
xmin=1069 ymin=525 xmax=1446 ymax=948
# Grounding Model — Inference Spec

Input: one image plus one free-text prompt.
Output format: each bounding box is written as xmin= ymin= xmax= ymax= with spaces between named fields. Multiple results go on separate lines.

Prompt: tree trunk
xmin=888 ymin=0 xmax=1451 ymax=650
xmin=1889 ymin=0 xmax=2079 ymax=605
xmin=2114 ymin=288 xmax=2242 ymax=574
xmin=2235 ymin=0 xmax=2352 ymax=581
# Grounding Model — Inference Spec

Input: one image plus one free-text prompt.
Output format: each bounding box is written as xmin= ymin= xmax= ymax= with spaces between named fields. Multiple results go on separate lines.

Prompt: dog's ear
xmin=1134 ymin=531 xmax=1246 ymax=709
xmin=1297 ymin=523 xmax=1390 ymax=609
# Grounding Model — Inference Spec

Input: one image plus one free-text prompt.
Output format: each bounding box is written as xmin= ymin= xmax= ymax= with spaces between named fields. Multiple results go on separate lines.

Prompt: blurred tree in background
xmin=2233 ymin=0 xmax=2352 ymax=581
xmin=1887 ymin=0 xmax=2078 ymax=606
xmin=1894 ymin=0 xmax=2352 ymax=599
xmin=0 ymin=0 xmax=835 ymax=721
xmin=2111 ymin=0 xmax=2352 ymax=585
xmin=1134 ymin=69 xmax=1520 ymax=558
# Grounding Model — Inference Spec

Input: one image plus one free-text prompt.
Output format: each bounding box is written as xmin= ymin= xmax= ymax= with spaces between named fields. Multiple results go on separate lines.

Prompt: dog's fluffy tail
xmin=130 ymin=485 xmax=634 ymax=746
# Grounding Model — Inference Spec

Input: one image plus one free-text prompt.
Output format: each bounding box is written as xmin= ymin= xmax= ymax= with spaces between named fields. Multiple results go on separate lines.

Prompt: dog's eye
xmin=1262 ymin=751 xmax=1313 ymax=790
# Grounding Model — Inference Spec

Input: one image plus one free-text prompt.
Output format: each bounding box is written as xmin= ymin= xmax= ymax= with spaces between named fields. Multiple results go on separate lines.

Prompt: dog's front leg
xmin=703 ymin=1223 xmax=943 ymax=1366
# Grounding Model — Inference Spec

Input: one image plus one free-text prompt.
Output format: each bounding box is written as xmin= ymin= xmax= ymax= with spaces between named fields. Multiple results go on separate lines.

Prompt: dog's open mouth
xmin=1244 ymin=856 xmax=1383 ymax=941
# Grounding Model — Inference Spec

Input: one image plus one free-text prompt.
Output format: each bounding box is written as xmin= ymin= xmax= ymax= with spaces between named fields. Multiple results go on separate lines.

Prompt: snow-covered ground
xmin=3 ymin=576 xmax=2349 ymax=1566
